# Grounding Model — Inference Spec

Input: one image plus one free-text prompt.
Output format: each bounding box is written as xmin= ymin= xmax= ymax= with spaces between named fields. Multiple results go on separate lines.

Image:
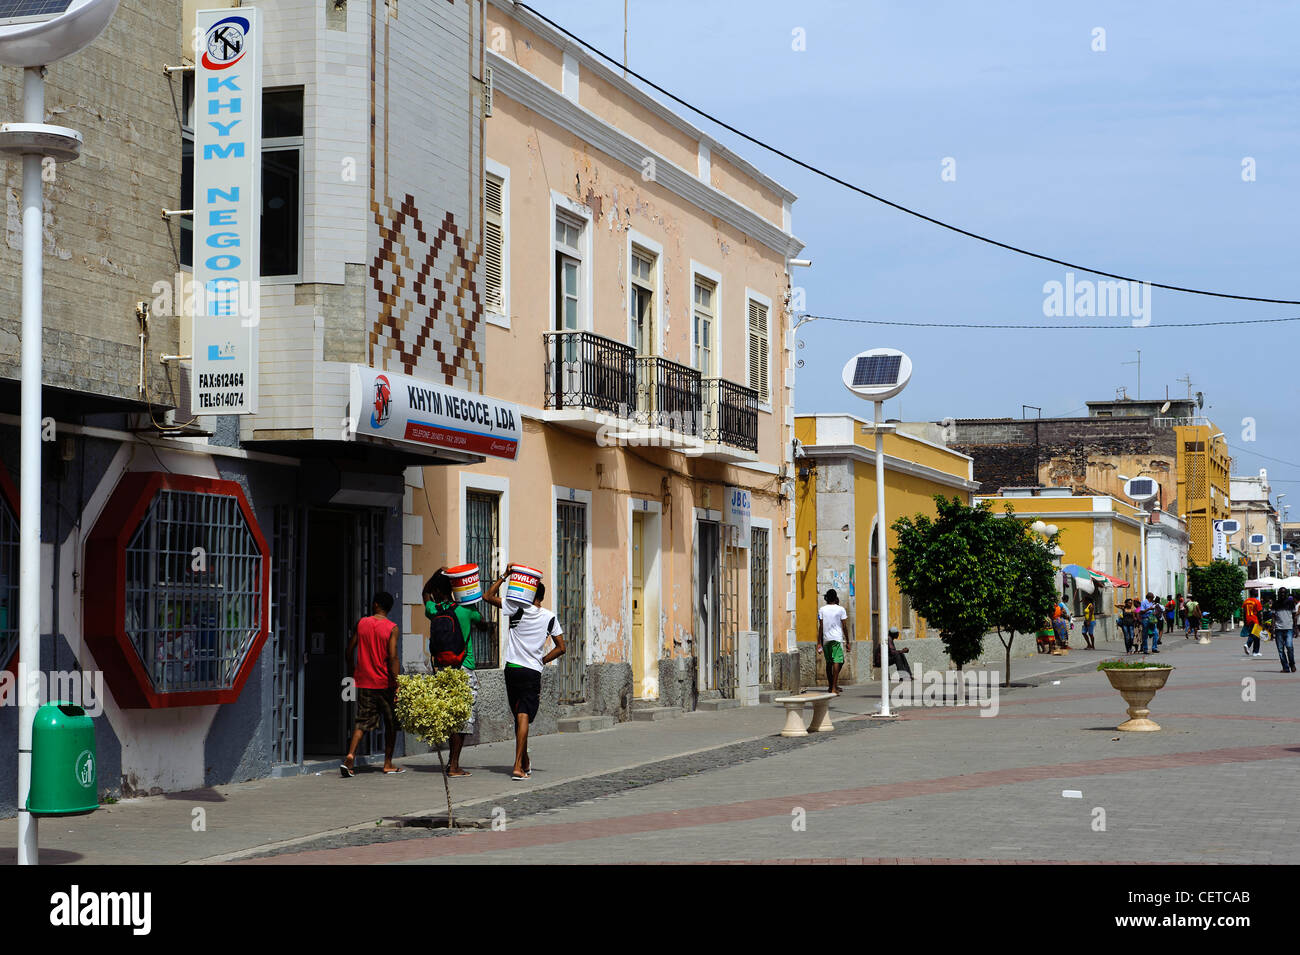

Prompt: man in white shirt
xmin=485 ymin=567 xmax=566 ymax=780
xmin=817 ymin=588 xmax=850 ymax=695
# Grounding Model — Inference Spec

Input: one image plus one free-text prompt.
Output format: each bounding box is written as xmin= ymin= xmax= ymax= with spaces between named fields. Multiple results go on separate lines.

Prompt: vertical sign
xmin=724 ymin=486 xmax=752 ymax=548
xmin=192 ymin=7 xmax=262 ymax=415
xmin=1212 ymin=521 xmax=1228 ymax=561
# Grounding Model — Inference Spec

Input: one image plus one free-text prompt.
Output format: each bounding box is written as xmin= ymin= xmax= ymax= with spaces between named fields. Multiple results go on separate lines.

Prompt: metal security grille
xmin=555 ymin=500 xmax=587 ymax=703
xmin=466 ymin=491 xmax=500 ymax=668
xmin=0 ymin=491 xmax=17 ymax=667
xmin=352 ymin=509 xmax=387 ymax=757
xmin=716 ymin=526 xmax=742 ymax=698
xmin=750 ymin=526 xmax=770 ymax=684
xmin=124 ymin=490 xmax=264 ymax=695
xmin=270 ymin=506 xmax=303 ymax=766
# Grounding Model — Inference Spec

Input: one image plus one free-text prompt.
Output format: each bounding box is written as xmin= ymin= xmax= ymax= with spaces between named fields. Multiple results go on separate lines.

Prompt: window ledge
xmin=758 ymin=402 xmax=774 ymax=415
xmin=486 ymin=311 xmax=511 ymax=329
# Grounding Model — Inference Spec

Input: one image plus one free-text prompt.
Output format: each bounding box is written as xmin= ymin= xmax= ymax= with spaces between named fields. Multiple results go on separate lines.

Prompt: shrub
xmin=395 ymin=669 xmax=473 ymax=747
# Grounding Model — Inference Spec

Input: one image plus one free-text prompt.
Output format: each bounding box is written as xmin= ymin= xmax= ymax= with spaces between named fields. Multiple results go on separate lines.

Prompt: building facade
xmin=1175 ymin=424 xmax=1232 ymax=566
xmin=411 ymin=0 xmax=804 ymax=722
xmin=2 ymin=0 xmax=496 ymax=814
xmin=794 ymin=414 xmax=980 ymax=680
xmin=1230 ymin=469 xmax=1281 ymax=576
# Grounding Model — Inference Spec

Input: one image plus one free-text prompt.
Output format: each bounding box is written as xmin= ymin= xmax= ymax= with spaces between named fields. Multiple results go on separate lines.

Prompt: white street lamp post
xmin=0 ymin=0 xmax=120 ymax=867
xmin=841 ymin=348 xmax=911 ymax=719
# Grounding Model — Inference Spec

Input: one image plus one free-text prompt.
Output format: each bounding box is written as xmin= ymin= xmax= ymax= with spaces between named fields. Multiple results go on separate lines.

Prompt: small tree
xmin=394 ymin=668 xmax=474 ymax=827
xmin=1187 ymin=561 xmax=1246 ymax=632
xmin=892 ymin=496 xmax=1056 ymax=677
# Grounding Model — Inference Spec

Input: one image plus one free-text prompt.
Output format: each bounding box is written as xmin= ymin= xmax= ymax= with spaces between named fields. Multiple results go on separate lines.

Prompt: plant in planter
xmin=1097 ymin=660 xmax=1174 ymax=731
xmin=1187 ymin=561 xmax=1246 ymax=633
xmin=395 ymin=669 xmax=474 ymax=827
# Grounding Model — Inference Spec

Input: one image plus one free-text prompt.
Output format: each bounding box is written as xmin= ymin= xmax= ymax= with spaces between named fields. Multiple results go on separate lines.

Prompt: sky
xmin=528 ymin=0 xmax=1300 ymax=505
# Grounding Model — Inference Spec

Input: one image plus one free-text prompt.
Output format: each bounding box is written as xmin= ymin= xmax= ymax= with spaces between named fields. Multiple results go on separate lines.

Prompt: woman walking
xmin=1119 ymin=598 xmax=1137 ymax=654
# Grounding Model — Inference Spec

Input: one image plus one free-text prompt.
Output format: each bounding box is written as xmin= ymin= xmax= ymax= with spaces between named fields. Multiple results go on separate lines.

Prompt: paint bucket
xmin=504 ymin=564 xmax=543 ymax=606
xmin=446 ymin=563 xmax=482 ymax=605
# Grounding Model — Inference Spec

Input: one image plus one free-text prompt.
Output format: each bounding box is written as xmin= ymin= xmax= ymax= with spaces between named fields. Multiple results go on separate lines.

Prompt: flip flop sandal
xmin=511 ymin=773 xmax=528 ymax=781
xmin=382 ymin=768 xmax=406 ymax=775
xmin=340 ymin=764 xmax=355 ymax=778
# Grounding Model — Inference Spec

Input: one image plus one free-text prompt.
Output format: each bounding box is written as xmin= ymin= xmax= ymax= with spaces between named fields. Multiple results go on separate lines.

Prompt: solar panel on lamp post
xmin=0 ymin=0 xmax=119 ymax=867
xmin=841 ymin=349 xmax=911 ymax=718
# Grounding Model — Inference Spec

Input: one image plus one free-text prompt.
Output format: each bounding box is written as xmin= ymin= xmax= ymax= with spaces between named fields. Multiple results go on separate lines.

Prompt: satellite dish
xmin=1196 ymin=392 xmax=1204 ymax=409
xmin=0 ymin=0 xmax=119 ymax=67
xmin=1159 ymin=400 xmax=1170 ymax=414
xmin=841 ymin=348 xmax=912 ymax=402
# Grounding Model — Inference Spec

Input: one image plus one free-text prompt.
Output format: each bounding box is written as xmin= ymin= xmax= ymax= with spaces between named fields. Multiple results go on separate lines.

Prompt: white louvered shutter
xmin=484 ymin=173 xmax=505 ymax=313
xmin=748 ymin=300 xmax=768 ymax=400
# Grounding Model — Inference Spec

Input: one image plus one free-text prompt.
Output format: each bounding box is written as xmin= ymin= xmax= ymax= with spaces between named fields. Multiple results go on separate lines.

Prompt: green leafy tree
xmin=395 ymin=669 xmax=474 ymax=827
xmin=1187 ymin=561 xmax=1246 ymax=631
xmin=892 ymin=496 xmax=1057 ymax=679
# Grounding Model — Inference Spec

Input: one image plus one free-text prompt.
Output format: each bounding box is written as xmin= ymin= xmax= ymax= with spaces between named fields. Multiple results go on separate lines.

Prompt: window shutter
xmin=748 ymin=300 xmax=768 ymax=399
xmin=484 ymin=173 xmax=504 ymax=312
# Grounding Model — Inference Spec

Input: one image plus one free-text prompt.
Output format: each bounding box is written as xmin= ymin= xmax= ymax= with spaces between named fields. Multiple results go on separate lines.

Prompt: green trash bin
xmin=27 ymin=701 xmax=98 ymax=816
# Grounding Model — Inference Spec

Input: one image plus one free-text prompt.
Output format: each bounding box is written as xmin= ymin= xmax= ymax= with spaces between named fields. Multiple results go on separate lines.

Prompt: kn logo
xmin=371 ymin=375 xmax=392 ymax=428
xmin=202 ymin=15 xmax=250 ymax=71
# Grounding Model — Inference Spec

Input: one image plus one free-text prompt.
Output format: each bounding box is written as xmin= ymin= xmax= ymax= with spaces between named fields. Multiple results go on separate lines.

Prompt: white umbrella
xmin=1246 ymin=576 xmax=1283 ymax=589
xmin=1280 ymin=576 xmax=1300 ymax=591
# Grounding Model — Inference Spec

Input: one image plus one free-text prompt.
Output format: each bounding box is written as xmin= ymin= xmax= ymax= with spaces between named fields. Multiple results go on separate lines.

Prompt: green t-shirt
xmin=425 ymin=600 xmax=482 ymax=670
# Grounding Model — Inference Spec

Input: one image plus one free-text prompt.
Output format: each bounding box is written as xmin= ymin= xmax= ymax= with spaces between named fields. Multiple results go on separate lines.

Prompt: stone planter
xmin=1102 ymin=666 xmax=1173 ymax=732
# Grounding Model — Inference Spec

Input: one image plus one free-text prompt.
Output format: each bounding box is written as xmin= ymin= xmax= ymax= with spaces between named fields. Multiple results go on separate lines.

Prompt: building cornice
xmin=489 ymin=0 xmax=798 ymax=204
xmin=803 ymin=443 xmax=981 ymax=492
xmin=488 ymin=51 xmax=804 ymax=259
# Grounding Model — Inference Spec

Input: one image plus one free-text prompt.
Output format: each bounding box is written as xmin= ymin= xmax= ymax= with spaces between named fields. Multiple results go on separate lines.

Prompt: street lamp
xmin=841 ymin=348 xmax=911 ymax=719
xmin=0 ymin=0 xmax=119 ymax=867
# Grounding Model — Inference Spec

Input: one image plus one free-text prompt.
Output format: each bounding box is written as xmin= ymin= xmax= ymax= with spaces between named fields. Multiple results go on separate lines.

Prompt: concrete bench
xmin=774 ymin=692 xmax=835 ymax=737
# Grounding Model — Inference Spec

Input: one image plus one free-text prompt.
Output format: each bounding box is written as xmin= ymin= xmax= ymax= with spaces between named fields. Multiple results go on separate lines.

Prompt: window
xmin=693 ymin=278 xmax=715 ymax=375
xmin=484 ymin=171 xmax=506 ymax=315
xmin=747 ymin=298 xmax=769 ymax=401
xmin=181 ymin=83 xmax=304 ymax=279
xmin=630 ymin=248 xmax=655 ymax=354
xmin=554 ymin=213 xmax=583 ymax=332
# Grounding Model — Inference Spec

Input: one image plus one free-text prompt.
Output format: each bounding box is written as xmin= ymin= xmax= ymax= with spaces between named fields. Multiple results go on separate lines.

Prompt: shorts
xmin=822 ymin=640 xmax=844 ymax=664
xmin=505 ymin=665 xmax=542 ymax=721
xmin=355 ymin=686 xmax=396 ymax=733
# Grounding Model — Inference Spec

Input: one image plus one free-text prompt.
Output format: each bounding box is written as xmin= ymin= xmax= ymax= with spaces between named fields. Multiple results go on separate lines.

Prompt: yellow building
xmin=794 ymin=415 xmax=979 ymax=674
xmin=976 ymin=488 xmax=1147 ymax=614
xmin=1175 ymin=424 xmax=1232 ymax=564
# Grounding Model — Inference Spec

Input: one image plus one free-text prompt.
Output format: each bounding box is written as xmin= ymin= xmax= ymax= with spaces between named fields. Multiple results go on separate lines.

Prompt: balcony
xmin=635 ymin=356 xmax=702 ymax=437
xmin=703 ymin=377 xmax=759 ymax=453
xmin=540 ymin=331 xmax=759 ymax=459
xmin=543 ymin=330 xmax=636 ymax=416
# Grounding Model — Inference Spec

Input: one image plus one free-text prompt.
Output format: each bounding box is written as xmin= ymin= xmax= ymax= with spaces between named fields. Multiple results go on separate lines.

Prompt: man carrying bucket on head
xmin=424 ymin=566 xmax=482 ymax=776
xmin=484 ymin=563 xmax=565 ymax=781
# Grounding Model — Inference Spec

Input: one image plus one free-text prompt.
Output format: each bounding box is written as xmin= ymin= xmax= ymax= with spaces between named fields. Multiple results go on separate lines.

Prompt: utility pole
xmin=623 ymin=0 xmax=628 ymax=77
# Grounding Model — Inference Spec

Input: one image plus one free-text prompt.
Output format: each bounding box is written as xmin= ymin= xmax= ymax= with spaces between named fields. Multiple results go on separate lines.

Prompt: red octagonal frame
xmin=84 ymin=471 xmax=271 ymax=708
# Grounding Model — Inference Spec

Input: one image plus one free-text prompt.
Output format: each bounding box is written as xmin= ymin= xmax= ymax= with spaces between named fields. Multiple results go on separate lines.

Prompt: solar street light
xmin=0 ymin=0 xmax=118 ymax=868
xmin=842 ymin=348 xmax=911 ymax=719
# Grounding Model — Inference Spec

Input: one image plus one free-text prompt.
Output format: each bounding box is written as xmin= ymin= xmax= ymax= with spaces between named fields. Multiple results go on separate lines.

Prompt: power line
xmin=1226 ymin=443 xmax=1300 ymax=472
xmin=517 ymin=2 xmax=1300 ymax=306
xmin=796 ymin=312 xmax=1300 ymax=330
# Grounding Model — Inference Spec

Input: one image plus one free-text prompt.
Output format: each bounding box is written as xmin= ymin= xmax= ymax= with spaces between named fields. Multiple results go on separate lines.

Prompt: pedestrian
xmin=1119 ymin=597 xmax=1137 ymax=653
xmin=1185 ymin=596 xmax=1201 ymax=637
xmin=1139 ymin=592 xmax=1160 ymax=653
xmin=484 ymin=566 xmax=566 ymax=781
xmin=817 ymin=588 xmax=850 ymax=694
xmin=1273 ymin=587 xmax=1297 ymax=673
xmin=1053 ymin=596 xmax=1071 ymax=649
xmin=342 ymin=591 xmax=403 ymax=777
xmin=423 ymin=568 xmax=482 ymax=777
xmin=1176 ymin=595 xmax=1187 ymax=632
xmin=1081 ymin=599 xmax=1096 ymax=650
xmin=1036 ymin=615 xmax=1057 ymax=654
xmin=1164 ymin=595 xmax=1177 ymax=635
xmin=1242 ymin=592 xmax=1263 ymax=657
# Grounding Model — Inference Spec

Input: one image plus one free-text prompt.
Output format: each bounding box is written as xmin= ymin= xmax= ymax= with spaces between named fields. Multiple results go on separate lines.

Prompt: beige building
xmin=413 ymin=0 xmax=804 ymax=715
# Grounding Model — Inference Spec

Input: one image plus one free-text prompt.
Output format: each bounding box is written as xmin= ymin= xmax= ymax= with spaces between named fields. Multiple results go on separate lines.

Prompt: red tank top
xmin=355 ymin=615 xmax=396 ymax=689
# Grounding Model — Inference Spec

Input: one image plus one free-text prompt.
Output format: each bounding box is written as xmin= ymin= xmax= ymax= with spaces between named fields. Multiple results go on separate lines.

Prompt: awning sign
xmin=348 ymin=365 xmax=521 ymax=460
xmin=192 ymin=7 xmax=262 ymax=415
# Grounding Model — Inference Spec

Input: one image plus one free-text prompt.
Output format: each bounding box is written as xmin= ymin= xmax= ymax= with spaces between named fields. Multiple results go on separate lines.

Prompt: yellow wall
xmin=1176 ymin=424 xmax=1231 ymax=564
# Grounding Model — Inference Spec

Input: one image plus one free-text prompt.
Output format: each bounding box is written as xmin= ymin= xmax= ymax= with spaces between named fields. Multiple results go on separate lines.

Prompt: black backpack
xmin=428 ymin=605 xmax=466 ymax=667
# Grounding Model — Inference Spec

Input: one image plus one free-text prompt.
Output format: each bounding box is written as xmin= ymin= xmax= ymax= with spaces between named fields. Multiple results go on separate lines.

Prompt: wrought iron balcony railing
xmin=635 ymin=356 xmax=702 ymax=436
xmin=543 ymin=330 xmax=636 ymax=415
xmin=702 ymin=377 xmax=759 ymax=451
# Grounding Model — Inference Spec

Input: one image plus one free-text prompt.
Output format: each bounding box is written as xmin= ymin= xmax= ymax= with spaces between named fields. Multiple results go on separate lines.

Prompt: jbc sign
xmin=192 ymin=8 xmax=263 ymax=415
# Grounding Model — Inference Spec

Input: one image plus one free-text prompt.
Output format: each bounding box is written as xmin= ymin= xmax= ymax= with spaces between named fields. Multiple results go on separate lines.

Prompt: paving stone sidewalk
xmin=0 ymin=649 xmax=1098 ymax=865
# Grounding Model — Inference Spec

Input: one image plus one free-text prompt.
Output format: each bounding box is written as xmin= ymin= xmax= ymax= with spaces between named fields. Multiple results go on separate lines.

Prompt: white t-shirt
xmin=504 ymin=604 xmax=564 ymax=672
xmin=819 ymin=604 xmax=848 ymax=642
